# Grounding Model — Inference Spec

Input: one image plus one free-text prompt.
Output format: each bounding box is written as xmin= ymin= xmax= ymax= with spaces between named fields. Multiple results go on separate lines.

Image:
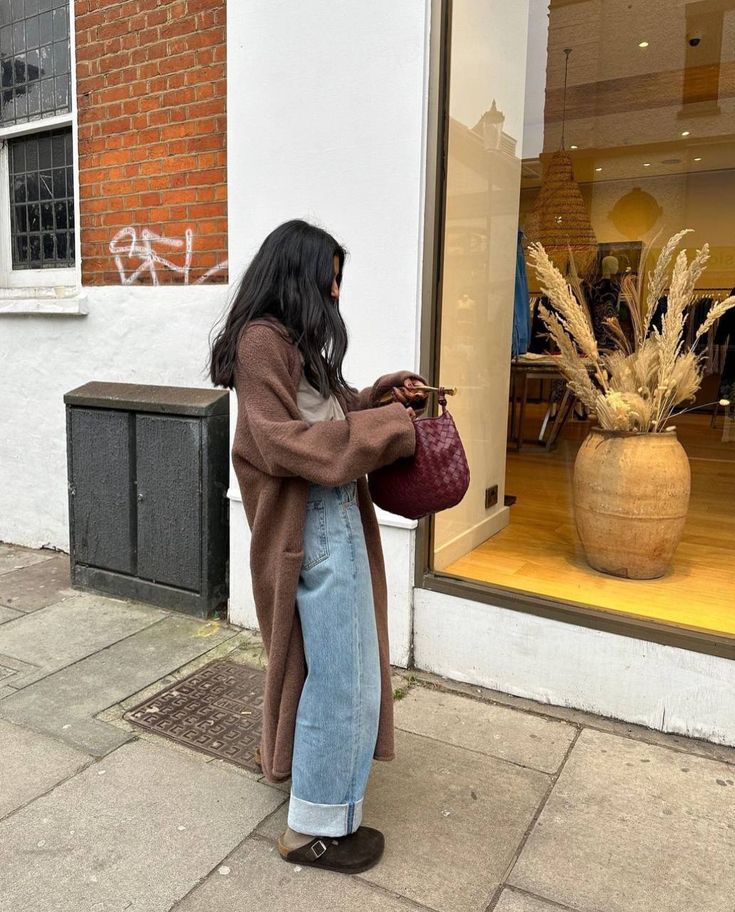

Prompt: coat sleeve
xmin=347 ymin=370 xmax=428 ymax=412
xmin=234 ymin=325 xmax=416 ymax=486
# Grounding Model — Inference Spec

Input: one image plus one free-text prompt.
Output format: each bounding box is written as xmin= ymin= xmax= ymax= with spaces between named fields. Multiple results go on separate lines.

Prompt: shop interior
xmin=432 ymin=0 xmax=735 ymax=636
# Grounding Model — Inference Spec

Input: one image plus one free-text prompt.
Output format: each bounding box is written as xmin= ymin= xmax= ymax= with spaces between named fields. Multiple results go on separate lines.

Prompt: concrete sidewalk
xmin=1 ymin=542 xmax=734 ymax=912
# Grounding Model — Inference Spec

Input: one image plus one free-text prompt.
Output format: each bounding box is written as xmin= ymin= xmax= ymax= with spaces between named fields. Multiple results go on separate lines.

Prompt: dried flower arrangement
xmin=527 ymin=230 xmax=735 ymax=433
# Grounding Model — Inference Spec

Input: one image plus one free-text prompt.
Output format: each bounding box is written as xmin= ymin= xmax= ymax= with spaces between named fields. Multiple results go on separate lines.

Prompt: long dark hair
xmin=209 ymin=219 xmax=352 ymax=397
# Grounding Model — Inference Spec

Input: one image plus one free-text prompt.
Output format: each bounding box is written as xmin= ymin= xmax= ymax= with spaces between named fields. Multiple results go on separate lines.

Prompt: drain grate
xmin=124 ymin=659 xmax=264 ymax=771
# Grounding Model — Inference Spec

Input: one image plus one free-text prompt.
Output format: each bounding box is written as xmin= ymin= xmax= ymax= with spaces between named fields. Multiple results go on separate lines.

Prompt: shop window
xmin=0 ymin=0 xmax=75 ymax=288
xmin=431 ymin=0 xmax=735 ymax=639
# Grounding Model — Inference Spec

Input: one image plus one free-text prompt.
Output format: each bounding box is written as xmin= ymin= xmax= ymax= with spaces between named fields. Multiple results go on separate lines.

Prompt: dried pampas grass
xmin=530 ymin=231 xmax=735 ymax=433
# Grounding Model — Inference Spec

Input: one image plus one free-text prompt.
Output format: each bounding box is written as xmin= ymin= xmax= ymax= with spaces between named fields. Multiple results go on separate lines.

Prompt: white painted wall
xmin=415 ymin=587 xmax=735 ymax=746
xmin=0 ymin=285 xmax=229 ymax=550
xmin=225 ymin=0 xmax=431 ymax=655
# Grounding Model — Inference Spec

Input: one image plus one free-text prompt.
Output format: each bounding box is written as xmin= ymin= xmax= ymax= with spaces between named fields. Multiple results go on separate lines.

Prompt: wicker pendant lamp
xmin=525 ymin=48 xmax=597 ymax=276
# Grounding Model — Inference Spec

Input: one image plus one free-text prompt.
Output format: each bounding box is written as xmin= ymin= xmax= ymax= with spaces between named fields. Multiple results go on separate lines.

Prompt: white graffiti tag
xmin=109 ymin=227 xmax=228 ymax=285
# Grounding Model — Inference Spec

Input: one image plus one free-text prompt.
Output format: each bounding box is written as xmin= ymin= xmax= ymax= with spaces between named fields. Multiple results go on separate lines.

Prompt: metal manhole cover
xmin=124 ymin=659 xmax=264 ymax=771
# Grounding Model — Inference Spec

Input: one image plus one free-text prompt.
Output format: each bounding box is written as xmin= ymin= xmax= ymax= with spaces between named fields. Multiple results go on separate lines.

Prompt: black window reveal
xmin=9 ymin=126 xmax=75 ymax=268
xmin=0 ymin=0 xmax=72 ymax=127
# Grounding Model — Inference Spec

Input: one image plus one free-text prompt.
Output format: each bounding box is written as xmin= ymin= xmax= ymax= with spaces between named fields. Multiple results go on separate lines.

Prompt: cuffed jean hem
xmin=287 ymin=793 xmax=364 ymax=837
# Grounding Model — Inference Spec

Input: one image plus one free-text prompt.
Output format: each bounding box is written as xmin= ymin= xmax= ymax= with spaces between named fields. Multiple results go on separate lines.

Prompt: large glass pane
xmin=433 ymin=0 xmax=735 ymax=637
xmin=0 ymin=0 xmax=71 ymax=126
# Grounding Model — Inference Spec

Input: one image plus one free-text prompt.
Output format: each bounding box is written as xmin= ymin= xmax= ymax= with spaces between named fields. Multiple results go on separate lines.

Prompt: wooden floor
xmin=444 ymin=407 xmax=735 ymax=638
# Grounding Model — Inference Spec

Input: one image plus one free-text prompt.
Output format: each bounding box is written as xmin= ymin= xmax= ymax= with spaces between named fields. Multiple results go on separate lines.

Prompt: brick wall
xmin=74 ymin=0 xmax=227 ymax=286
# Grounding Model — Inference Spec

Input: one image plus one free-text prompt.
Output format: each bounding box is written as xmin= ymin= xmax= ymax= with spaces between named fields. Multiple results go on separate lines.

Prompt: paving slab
xmin=0 ymin=605 xmax=22 ymax=625
xmin=0 ymin=719 xmax=91 ymax=820
xmin=408 ymin=669 xmax=735 ymax=769
xmin=0 ymin=554 xmax=72 ymax=612
xmin=0 ymin=594 xmax=165 ymax=696
xmin=256 ymin=728 xmax=550 ymax=912
xmin=509 ymin=728 xmax=735 ymax=912
xmin=261 ymin=728 xmax=547 ymax=912
xmin=394 ymin=686 xmax=576 ymax=773
xmin=0 ymin=653 xmax=38 ymax=691
xmin=0 ymin=615 xmax=238 ymax=756
xmin=176 ymin=836 xmax=417 ymax=912
xmin=0 ymin=543 xmax=55 ymax=576
xmin=0 ymin=739 xmax=285 ymax=912
xmin=495 ymin=889 xmax=576 ymax=912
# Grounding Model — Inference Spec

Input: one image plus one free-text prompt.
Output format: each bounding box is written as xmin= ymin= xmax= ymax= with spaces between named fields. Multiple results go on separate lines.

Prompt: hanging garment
xmin=512 ymin=230 xmax=532 ymax=357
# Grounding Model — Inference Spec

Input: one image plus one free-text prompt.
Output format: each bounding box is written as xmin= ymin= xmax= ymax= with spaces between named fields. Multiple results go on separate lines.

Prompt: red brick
xmin=163 ymin=87 xmax=196 ymax=107
xmin=103 ymin=84 xmax=132 ymax=103
xmin=138 ymin=94 xmax=161 ymax=113
xmin=137 ymin=61 xmax=161 ymax=80
xmin=158 ymin=52 xmax=196 ymax=75
xmin=160 ymin=123 xmax=191 ymax=140
xmin=188 ymin=134 xmax=224 ymax=153
xmin=103 ymin=116 xmax=131 ymax=133
xmin=197 ymin=152 xmax=224 ymax=169
xmin=187 ymin=168 xmax=225 ymax=186
xmin=76 ymin=9 xmax=106 ymax=30
xmin=161 ymin=17 xmax=197 ymax=40
xmin=103 ymin=150 xmax=132 ymax=166
xmin=138 ymin=26 xmax=161 ymax=46
xmin=147 ymin=109 xmax=170 ymax=127
xmin=167 ymin=188 xmax=199 ymax=204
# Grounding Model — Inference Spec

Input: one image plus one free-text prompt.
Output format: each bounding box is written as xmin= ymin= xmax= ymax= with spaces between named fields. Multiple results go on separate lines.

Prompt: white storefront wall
xmin=225 ymin=0 xmax=430 ymax=665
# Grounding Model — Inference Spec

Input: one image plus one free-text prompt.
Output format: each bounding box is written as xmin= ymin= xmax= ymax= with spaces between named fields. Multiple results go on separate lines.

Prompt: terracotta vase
xmin=573 ymin=428 xmax=691 ymax=579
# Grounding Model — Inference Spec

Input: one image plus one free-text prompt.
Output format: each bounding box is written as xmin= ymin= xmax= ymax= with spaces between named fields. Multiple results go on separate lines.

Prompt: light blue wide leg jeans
xmin=287 ymin=480 xmax=382 ymax=838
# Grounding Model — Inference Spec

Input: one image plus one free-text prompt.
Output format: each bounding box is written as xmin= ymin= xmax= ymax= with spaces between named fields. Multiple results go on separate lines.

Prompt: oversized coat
xmin=232 ymin=315 xmax=420 ymax=783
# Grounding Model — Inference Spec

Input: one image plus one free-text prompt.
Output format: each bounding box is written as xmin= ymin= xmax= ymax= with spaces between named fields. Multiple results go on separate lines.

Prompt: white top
xmin=296 ymin=353 xmax=346 ymax=425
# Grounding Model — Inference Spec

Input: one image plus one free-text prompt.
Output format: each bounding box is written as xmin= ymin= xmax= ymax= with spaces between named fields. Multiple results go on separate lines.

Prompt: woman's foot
xmin=280 ymin=826 xmax=316 ymax=851
xmin=277 ymin=826 xmax=385 ymax=875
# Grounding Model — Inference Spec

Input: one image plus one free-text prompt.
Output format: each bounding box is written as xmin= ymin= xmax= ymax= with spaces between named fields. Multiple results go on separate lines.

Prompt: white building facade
xmin=3 ymin=0 xmax=735 ymax=747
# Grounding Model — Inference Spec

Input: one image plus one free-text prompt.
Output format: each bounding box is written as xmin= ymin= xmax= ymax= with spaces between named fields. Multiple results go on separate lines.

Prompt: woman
xmin=209 ymin=220 xmax=427 ymax=874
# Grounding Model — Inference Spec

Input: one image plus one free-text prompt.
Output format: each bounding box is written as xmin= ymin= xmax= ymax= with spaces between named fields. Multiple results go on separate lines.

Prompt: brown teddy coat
xmin=232 ymin=315 xmax=419 ymax=783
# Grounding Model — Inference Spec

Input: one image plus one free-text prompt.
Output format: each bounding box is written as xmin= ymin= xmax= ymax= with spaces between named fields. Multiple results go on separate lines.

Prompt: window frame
xmin=0 ymin=0 xmax=79 ymax=291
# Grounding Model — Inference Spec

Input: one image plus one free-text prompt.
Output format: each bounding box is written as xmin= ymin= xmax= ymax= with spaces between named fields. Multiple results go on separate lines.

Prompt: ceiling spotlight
xmin=694 ymin=156 xmax=702 ymax=161
xmin=638 ymin=40 xmax=649 ymax=48
xmin=681 ymin=130 xmax=690 ymax=137
xmin=643 ymin=162 xmax=651 ymax=167
xmin=595 ymin=167 xmax=603 ymax=172
xmin=570 ymin=144 xmax=578 ymax=149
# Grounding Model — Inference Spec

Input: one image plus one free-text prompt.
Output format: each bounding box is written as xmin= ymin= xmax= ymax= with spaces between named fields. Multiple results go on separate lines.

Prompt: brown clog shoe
xmin=276 ymin=826 xmax=385 ymax=875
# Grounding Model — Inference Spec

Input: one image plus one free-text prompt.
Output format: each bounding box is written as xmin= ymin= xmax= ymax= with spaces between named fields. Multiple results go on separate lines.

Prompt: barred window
xmin=0 ymin=0 xmax=75 ymax=284
xmin=9 ymin=126 xmax=74 ymax=268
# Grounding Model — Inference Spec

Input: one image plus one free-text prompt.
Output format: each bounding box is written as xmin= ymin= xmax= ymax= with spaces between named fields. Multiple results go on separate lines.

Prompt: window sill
xmin=0 ymin=288 xmax=88 ymax=316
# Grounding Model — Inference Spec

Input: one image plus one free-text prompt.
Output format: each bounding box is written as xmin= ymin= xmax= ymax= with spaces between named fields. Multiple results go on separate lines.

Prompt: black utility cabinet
xmin=64 ymin=382 xmax=229 ymax=617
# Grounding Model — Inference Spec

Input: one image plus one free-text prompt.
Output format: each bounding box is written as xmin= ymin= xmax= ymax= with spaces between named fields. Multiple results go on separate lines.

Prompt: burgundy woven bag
xmin=368 ymin=388 xmax=470 ymax=520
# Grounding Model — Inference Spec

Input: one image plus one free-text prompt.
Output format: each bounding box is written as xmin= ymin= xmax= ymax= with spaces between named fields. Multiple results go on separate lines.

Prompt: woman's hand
xmin=391 ymin=377 xmax=428 ymax=413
